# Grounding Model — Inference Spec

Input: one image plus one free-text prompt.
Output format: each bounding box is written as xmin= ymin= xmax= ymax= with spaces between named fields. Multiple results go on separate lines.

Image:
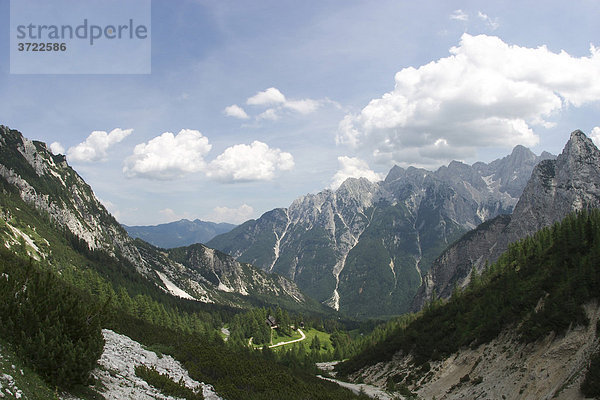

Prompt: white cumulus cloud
xmin=337 ymin=34 xmax=600 ymax=168
xmin=49 ymin=141 xmax=65 ymax=155
xmin=124 ymin=129 xmax=295 ymax=182
xmin=240 ymin=87 xmax=324 ymax=120
xmin=207 ymin=141 xmax=294 ymax=182
xmin=123 ymin=129 xmax=212 ymax=180
xmin=207 ymin=204 xmax=254 ymax=224
xmin=247 ymin=87 xmax=286 ymax=106
xmin=591 ymin=127 xmax=600 ymax=147
xmin=67 ymin=128 xmax=132 ymax=162
xmin=330 ymin=156 xmax=383 ymax=189
xmin=257 ymin=108 xmax=279 ymax=121
xmin=224 ymin=104 xmax=250 ymax=119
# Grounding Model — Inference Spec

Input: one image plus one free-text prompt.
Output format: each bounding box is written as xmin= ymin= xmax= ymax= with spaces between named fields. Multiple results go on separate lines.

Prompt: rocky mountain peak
xmin=510 ymin=144 xmax=536 ymax=158
xmin=558 ymin=129 xmax=600 ymax=169
xmin=447 ymin=160 xmax=468 ymax=170
xmin=336 ymin=177 xmax=379 ymax=207
xmin=384 ymin=165 xmax=406 ymax=182
xmin=507 ymin=129 xmax=600 ymax=238
xmin=503 ymin=145 xmax=539 ymax=171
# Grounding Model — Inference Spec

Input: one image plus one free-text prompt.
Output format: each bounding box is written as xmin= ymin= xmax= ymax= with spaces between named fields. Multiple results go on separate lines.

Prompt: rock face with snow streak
xmin=167 ymin=243 xmax=305 ymax=304
xmin=413 ymin=130 xmax=600 ymax=310
xmin=0 ymin=125 xmax=307 ymax=309
xmin=210 ymin=146 xmax=552 ymax=318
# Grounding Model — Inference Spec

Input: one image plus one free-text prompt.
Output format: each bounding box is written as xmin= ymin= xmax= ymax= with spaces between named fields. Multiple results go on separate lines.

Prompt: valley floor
xmin=317 ymin=375 xmax=394 ymax=400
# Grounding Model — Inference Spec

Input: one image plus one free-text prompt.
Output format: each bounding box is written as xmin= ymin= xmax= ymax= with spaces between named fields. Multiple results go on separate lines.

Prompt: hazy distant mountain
xmin=413 ymin=130 xmax=600 ymax=310
xmin=209 ymin=145 xmax=554 ymax=318
xmin=123 ymin=219 xmax=236 ymax=248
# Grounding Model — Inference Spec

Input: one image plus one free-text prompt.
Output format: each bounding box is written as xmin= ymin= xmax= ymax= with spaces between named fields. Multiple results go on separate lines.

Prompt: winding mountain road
xmin=269 ymin=328 xmax=306 ymax=348
xmin=249 ymin=328 xmax=307 ymax=348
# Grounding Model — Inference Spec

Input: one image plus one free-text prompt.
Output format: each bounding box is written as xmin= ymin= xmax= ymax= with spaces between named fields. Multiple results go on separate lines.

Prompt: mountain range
xmin=13 ymin=118 xmax=592 ymax=323
xmin=0 ymin=125 xmax=316 ymax=312
xmin=124 ymin=219 xmax=236 ymax=248
xmin=412 ymin=130 xmax=600 ymax=310
xmin=208 ymin=145 xmax=554 ymax=318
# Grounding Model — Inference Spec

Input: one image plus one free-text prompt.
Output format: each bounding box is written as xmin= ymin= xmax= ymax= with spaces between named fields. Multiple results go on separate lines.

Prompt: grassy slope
xmin=269 ymin=328 xmax=333 ymax=355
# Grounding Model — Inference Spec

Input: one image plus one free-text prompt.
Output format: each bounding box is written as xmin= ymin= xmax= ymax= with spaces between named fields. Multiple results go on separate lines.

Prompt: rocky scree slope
xmin=209 ymin=146 xmax=553 ymax=318
xmin=0 ymin=125 xmax=307 ymax=309
xmin=93 ymin=329 xmax=221 ymax=400
xmin=413 ymin=130 xmax=600 ymax=310
xmin=351 ymin=302 xmax=600 ymax=400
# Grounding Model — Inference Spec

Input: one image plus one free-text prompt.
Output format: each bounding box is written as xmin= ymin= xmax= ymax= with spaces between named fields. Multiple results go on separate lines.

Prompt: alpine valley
xmin=208 ymin=144 xmax=554 ymax=318
xmin=2 ymin=124 xmax=600 ymax=400
xmin=0 ymin=125 xmax=360 ymax=400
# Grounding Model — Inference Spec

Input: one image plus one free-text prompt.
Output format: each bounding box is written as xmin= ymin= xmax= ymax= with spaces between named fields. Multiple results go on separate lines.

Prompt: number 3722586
xmin=18 ymin=43 xmax=67 ymax=51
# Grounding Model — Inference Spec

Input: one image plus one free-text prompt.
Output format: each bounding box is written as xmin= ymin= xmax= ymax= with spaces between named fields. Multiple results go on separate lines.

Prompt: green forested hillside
xmin=0 ymin=244 xmax=365 ymax=399
xmin=0 ymin=162 xmax=363 ymax=399
xmin=338 ymin=209 xmax=600 ymax=378
xmin=0 ymin=249 xmax=104 ymax=389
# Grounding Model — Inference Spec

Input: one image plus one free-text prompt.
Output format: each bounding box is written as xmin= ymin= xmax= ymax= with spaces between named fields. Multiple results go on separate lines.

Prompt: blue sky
xmin=2 ymin=0 xmax=600 ymax=225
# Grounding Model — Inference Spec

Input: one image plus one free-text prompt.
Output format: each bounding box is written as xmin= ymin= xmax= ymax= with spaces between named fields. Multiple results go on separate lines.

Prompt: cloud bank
xmin=337 ymin=34 xmax=600 ymax=168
